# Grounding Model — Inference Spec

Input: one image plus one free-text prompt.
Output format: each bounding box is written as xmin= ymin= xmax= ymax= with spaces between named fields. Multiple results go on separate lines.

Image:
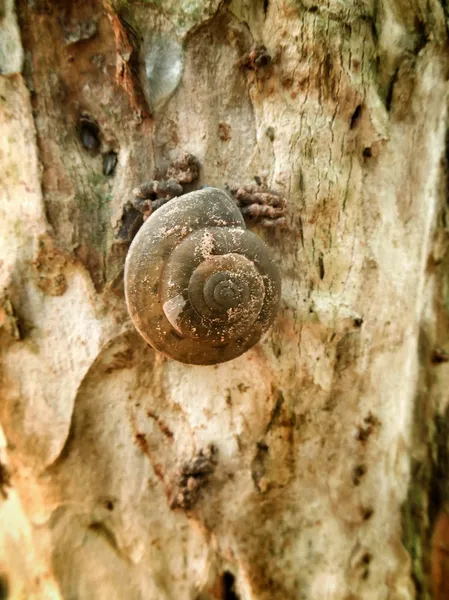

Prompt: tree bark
xmin=1 ymin=0 xmax=449 ymax=598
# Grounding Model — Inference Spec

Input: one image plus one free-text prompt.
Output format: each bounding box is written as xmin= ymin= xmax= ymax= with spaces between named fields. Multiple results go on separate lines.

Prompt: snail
xmin=124 ymin=187 xmax=281 ymax=365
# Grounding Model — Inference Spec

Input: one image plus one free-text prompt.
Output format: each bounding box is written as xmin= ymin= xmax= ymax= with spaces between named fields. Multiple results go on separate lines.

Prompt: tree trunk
xmin=1 ymin=0 xmax=449 ymax=598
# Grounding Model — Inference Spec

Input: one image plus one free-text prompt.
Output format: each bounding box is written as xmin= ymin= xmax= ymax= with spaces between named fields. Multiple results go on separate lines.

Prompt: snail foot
xmin=170 ymin=445 xmax=218 ymax=510
xmin=230 ymin=184 xmax=287 ymax=228
xmin=166 ymin=152 xmax=200 ymax=184
xmin=238 ymin=44 xmax=272 ymax=71
xmin=132 ymin=178 xmax=183 ymax=220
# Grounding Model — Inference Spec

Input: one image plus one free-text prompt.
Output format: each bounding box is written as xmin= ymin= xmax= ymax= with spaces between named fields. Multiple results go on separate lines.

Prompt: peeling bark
xmin=2 ymin=0 xmax=449 ymax=598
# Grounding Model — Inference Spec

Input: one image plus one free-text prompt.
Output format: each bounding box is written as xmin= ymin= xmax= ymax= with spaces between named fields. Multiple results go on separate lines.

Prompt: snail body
xmin=124 ymin=188 xmax=281 ymax=365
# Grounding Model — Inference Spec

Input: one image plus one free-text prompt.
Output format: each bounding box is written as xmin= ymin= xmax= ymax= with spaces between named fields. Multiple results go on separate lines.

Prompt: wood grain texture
xmin=1 ymin=0 xmax=449 ymax=598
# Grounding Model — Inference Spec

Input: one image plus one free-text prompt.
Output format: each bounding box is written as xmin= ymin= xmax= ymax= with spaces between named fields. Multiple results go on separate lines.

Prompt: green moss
xmin=4 ymin=161 xmax=20 ymax=184
xmin=401 ymin=463 xmax=432 ymax=599
xmin=73 ymin=172 xmax=112 ymax=251
xmin=401 ymin=404 xmax=449 ymax=598
xmin=108 ymin=0 xmax=131 ymax=10
xmin=13 ymin=218 xmax=24 ymax=239
xmin=443 ymin=270 xmax=449 ymax=315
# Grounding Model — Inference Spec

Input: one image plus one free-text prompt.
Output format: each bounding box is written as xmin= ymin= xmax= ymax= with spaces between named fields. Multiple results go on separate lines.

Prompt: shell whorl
xmin=124 ymin=188 xmax=281 ymax=365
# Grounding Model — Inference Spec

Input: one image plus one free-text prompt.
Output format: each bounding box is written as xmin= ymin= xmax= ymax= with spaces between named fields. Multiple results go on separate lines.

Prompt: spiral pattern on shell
xmin=124 ymin=188 xmax=281 ymax=365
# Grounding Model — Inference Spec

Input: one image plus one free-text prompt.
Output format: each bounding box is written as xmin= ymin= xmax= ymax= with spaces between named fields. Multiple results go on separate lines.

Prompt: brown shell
xmin=124 ymin=188 xmax=281 ymax=365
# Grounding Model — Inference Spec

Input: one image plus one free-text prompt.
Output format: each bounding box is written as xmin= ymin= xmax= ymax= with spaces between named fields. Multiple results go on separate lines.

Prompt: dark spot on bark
xmin=263 ymin=0 xmax=269 ymax=15
xmin=105 ymin=500 xmax=114 ymax=511
xmin=353 ymin=317 xmax=363 ymax=327
xmin=385 ymin=68 xmax=399 ymax=112
xmin=103 ymin=151 xmax=118 ymax=176
xmin=298 ymin=215 xmax=304 ymax=248
xmin=350 ymin=104 xmax=362 ymax=130
xmin=362 ymin=147 xmax=372 ymax=158
xmin=445 ymin=127 xmax=449 ymax=206
xmin=135 ymin=432 xmax=149 ymax=454
xmin=362 ymin=507 xmax=374 ymax=521
xmin=222 ymin=571 xmax=239 ymax=600
xmin=147 ymin=410 xmax=174 ymax=439
xmin=431 ymin=348 xmax=449 ymax=364
xmin=0 ymin=462 xmax=11 ymax=499
xmin=88 ymin=521 xmax=119 ymax=553
xmin=0 ymin=298 xmax=22 ymax=340
xmin=265 ymin=391 xmax=284 ymax=434
xmin=255 ymin=52 xmax=271 ymax=68
xmin=361 ymin=552 xmax=372 ymax=565
xmin=335 ymin=332 xmax=361 ymax=374
xmin=322 ymin=53 xmax=332 ymax=91
xmin=78 ymin=115 xmax=100 ymax=152
xmin=413 ymin=17 xmax=429 ymax=55
xmin=356 ymin=428 xmax=370 ymax=443
xmin=352 ymin=464 xmax=367 ymax=486
xmin=318 ymin=254 xmax=325 ymax=279
xmin=218 ymin=122 xmax=232 ymax=142
xmin=0 ymin=574 xmax=9 ymax=600
xmin=251 ymin=441 xmax=269 ymax=492
xmin=356 ymin=412 xmax=381 ymax=443
xmin=265 ymin=126 xmax=275 ymax=141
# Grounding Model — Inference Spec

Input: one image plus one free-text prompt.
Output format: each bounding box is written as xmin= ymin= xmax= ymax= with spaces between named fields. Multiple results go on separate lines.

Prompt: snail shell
xmin=124 ymin=188 xmax=281 ymax=365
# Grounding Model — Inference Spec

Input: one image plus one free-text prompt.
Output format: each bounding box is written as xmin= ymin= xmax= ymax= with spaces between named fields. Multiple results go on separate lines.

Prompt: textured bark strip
xmin=2 ymin=0 xmax=449 ymax=598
